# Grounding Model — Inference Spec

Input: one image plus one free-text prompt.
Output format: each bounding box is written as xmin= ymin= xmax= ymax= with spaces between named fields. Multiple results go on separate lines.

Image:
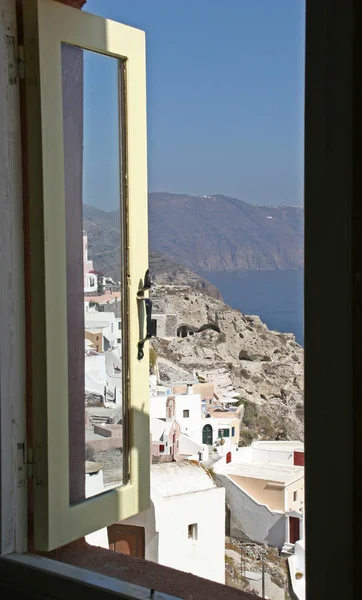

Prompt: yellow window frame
xmin=22 ymin=0 xmax=150 ymax=551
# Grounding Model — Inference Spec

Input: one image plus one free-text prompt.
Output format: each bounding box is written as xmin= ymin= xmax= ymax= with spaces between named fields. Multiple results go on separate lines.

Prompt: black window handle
xmin=137 ymin=271 xmax=157 ymax=360
xmin=137 ymin=268 xmax=152 ymax=299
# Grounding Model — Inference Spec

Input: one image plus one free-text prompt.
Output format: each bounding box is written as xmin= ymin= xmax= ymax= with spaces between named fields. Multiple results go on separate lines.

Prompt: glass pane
xmin=61 ymin=43 xmax=127 ymax=505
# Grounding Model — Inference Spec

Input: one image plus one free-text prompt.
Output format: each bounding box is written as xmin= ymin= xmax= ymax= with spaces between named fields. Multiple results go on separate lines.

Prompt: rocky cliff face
xmin=151 ymin=283 xmax=304 ymax=442
xmin=150 ymin=251 xmax=222 ymax=300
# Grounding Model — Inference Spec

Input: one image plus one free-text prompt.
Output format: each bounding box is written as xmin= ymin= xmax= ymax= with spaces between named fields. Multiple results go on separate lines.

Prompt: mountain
xmin=82 ymin=206 xmax=222 ymax=299
xmin=148 ymin=192 xmax=303 ymax=272
xmin=83 ymin=192 xmax=303 ymax=280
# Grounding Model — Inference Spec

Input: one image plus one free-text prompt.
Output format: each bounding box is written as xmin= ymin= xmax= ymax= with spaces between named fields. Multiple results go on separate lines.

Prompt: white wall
xmin=157 ymin=487 xmax=225 ymax=583
xmin=122 ymin=487 xmax=225 ymax=584
xmin=84 ymin=272 xmax=97 ymax=293
xmin=85 ymin=470 xmax=109 ymax=549
xmin=179 ymin=434 xmax=209 ymax=461
xmin=85 ymin=351 xmax=123 ymax=404
xmin=216 ymin=471 xmax=286 ymax=548
xmin=174 ymin=394 xmax=202 ymax=440
xmin=150 ymin=396 xmax=167 ymax=419
xmin=252 ymin=448 xmax=294 ymax=465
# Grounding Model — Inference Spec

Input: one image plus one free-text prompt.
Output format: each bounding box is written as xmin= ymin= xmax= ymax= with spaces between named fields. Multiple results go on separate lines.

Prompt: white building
xmin=83 ymin=232 xmax=98 ymax=293
xmin=84 ymin=310 xmax=121 ymax=352
xmin=85 ymin=347 xmax=123 ymax=405
xmin=121 ymin=462 xmax=226 ymax=583
xmin=85 ymin=461 xmax=225 ymax=584
xmin=213 ymin=440 xmax=305 ymax=549
xmin=173 ymin=392 xmax=203 ymax=440
xmin=288 ymin=538 xmax=306 ymax=600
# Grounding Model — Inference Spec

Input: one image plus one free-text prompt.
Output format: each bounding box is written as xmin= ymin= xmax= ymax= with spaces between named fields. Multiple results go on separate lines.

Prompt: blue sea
xmin=201 ymin=270 xmax=304 ymax=346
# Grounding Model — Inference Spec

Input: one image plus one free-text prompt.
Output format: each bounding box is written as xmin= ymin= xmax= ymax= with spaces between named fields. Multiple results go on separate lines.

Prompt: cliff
xmin=151 ymin=283 xmax=304 ymax=442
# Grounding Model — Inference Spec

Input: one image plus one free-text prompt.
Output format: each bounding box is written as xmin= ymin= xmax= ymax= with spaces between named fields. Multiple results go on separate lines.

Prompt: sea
xmin=200 ymin=270 xmax=304 ymax=346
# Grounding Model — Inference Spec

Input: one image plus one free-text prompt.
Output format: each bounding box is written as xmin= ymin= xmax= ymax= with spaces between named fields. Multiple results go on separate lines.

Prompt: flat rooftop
xmin=224 ymin=461 xmax=304 ymax=485
xmin=252 ymin=440 xmax=304 ymax=452
xmin=151 ymin=461 xmax=216 ymax=497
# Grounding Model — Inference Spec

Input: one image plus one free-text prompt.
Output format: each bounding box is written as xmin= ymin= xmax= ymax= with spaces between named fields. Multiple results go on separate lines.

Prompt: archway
xmin=202 ymin=423 xmax=213 ymax=445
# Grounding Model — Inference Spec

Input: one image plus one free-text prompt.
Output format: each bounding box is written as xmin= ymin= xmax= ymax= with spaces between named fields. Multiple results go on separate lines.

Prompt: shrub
xmin=242 ymin=401 xmax=258 ymax=427
xmin=239 ymin=428 xmax=254 ymax=446
xmin=256 ymin=414 xmax=276 ymax=438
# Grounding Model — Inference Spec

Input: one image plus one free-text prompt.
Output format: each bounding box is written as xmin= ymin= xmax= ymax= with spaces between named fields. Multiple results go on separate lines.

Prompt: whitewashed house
xmin=213 ymin=441 xmax=305 ymax=549
xmin=85 ymin=310 xmax=121 ymax=353
xmin=121 ymin=462 xmax=226 ymax=583
xmin=84 ymin=347 xmax=123 ymax=405
xmin=83 ymin=232 xmax=98 ymax=293
xmin=85 ymin=461 xmax=225 ymax=584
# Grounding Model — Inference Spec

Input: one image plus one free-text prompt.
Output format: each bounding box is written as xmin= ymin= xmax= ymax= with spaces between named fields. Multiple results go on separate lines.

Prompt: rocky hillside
xmin=149 ymin=251 xmax=222 ymax=300
xmin=83 ymin=192 xmax=303 ymax=280
xmin=151 ymin=283 xmax=304 ymax=442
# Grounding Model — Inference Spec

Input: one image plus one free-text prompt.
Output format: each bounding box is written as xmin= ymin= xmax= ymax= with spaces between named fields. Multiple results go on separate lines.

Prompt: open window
xmin=22 ymin=0 xmax=149 ymax=551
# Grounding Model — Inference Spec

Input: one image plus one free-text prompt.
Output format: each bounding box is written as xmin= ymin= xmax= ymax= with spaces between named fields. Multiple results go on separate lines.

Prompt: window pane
xmin=61 ymin=44 xmax=127 ymax=505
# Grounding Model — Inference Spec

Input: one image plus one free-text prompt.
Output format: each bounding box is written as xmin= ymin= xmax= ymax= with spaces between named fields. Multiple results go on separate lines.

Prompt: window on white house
xmin=293 ymin=490 xmax=298 ymax=502
xmin=118 ymin=322 xmax=121 ymax=330
xmin=117 ymin=338 xmax=121 ymax=344
xmin=188 ymin=523 xmax=198 ymax=540
xmin=218 ymin=428 xmax=230 ymax=437
xmin=231 ymin=426 xmax=235 ymax=436
xmin=183 ymin=409 xmax=190 ymax=418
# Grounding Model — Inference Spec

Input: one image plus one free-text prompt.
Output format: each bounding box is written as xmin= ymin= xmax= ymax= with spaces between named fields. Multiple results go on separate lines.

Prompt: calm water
xmin=201 ymin=270 xmax=304 ymax=345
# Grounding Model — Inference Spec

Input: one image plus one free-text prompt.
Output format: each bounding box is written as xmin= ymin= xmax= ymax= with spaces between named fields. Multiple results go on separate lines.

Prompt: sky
xmin=83 ymin=0 xmax=305 ymax=209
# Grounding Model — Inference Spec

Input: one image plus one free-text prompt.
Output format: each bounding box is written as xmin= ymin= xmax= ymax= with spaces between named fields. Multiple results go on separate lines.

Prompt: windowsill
xmin=1 ymin=538 xmax=256 ymax=600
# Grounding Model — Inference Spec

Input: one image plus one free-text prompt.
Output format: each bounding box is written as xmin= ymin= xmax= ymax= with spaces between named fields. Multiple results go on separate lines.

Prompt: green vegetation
xmin=238 ymin=429 xmax=255 ymax=446
xmin=88 ymin=301 xmax=99 ymax=309
xmin=242 ymin=400 xmax=259 ymax=427
xmin=237 ymin=399 xmax=278 ymax=444
xmin=196 ymin=371 xmax=207 ymax=383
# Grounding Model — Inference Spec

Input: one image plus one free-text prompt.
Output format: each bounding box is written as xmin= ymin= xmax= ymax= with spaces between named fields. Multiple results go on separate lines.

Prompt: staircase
xmin=89 ymin=414 xmax=110 ymax=425
xmin=281 ymin=542 xmax=295 ymax=557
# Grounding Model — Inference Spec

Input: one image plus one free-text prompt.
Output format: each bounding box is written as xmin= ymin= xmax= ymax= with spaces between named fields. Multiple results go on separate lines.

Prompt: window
xmin=293 ymin=490 xmax=298 ymax=502
xmin=159 ymin=444 xmax=165 ymax=453
xmin=183 ymin=409 xmax=190 ymax=418
xmin=188 ymin=523 xmax=198 ymax=540
xmin=117 ymin=338 xmax=121 ymax=344
xmin=0 ymin=3 xmax=359 ymax=600
xmin=21 ymin=0 xmax=149 ymax=551
xmin=231 ymin=426 xmax=235 ymax=437
xmin=118 ymin=322 xmax=121 ymax=330
xmin=218 ymin=428 xmax=229 ymax=437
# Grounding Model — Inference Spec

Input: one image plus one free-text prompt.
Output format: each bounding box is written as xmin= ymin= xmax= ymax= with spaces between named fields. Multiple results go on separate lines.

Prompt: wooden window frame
xmin=22 ymin=0 xmax=150 ymax=551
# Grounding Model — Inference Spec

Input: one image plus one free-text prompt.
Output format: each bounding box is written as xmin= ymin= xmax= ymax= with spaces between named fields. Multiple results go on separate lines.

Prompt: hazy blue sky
xmin=84 ymin=0 xmax=305 ymax=209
